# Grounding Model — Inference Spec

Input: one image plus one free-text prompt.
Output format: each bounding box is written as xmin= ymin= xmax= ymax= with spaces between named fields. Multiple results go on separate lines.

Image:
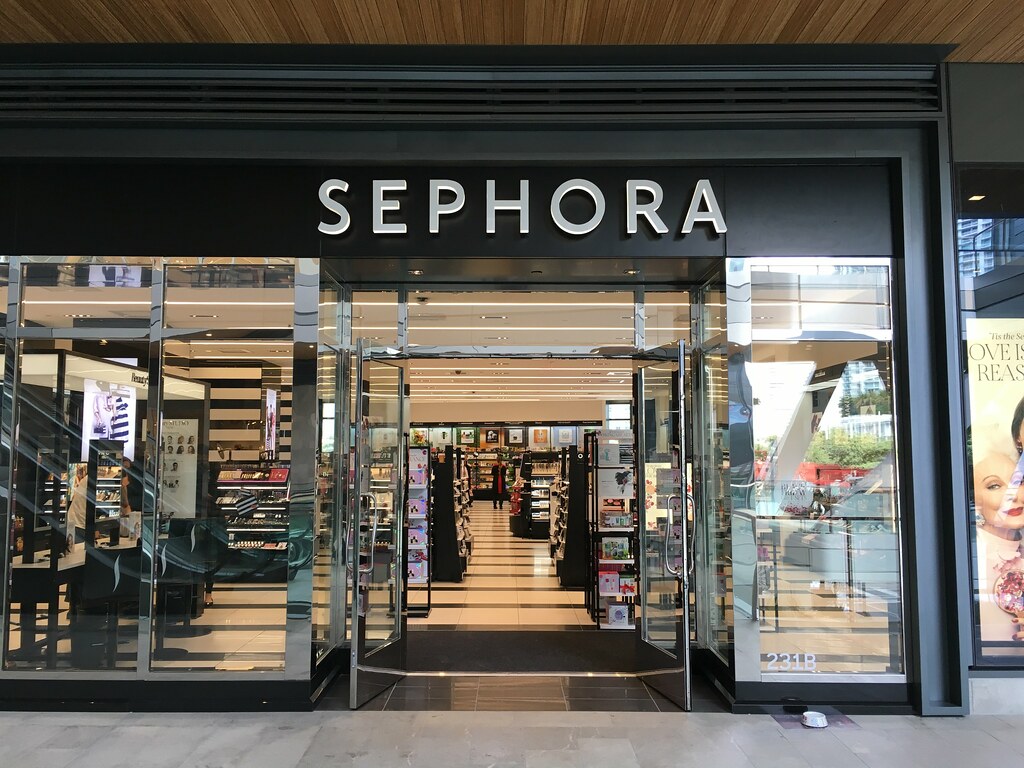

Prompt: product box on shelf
xmin=598 ymin=570 xmax=620 ymax=596
xmin=605 ymin=601 xmax=632 ymax=628
xmin=600 ymin=536 xmax=631 ymax=561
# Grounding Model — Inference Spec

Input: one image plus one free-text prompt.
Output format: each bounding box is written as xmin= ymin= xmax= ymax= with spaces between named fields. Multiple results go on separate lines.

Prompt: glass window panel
xmin=750 ymin=261 xmax=892 ymax=337
xmin=736 ymin=259 xmax=904 ymax=677
xmin=314 ymin=276 xmax=346 ymax=662
xmin=957 ymin=167 xmax=1024 ymax=665
xmin=21 ymin=258 xmax=153 ymax=329
xmin=353 ymin=291 xmax=399 ymax=347
xmin=6 ymin=335 xmax=150 ymax=671
xmin=645 ymin=291 xmax=690 ymax=348
xmin=151 ymin=260 xmax=293 ymax=671
xmin=693 ymin=281 xmax=733 ymax=662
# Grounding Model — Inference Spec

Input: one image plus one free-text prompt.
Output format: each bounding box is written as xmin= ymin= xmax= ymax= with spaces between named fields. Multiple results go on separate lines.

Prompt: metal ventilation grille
xmin=0 ymin=66 xmax=941 ymax=124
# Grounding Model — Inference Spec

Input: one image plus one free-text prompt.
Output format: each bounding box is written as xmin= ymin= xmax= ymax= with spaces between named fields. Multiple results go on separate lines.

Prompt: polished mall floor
xmin=0 ymin=709 xmax=1012 ymax=768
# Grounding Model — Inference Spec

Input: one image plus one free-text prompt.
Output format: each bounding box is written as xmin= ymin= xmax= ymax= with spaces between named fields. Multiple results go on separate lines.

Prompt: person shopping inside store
xmin=491 ymin=459 xmax=508 ymax=510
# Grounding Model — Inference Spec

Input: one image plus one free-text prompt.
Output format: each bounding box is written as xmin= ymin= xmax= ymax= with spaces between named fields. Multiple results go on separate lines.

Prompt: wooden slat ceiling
xmin=0 ymin=0 xmax=1022 ymax=62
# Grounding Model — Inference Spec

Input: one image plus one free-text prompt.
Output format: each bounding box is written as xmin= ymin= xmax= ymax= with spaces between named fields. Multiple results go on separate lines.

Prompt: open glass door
xmin=635 ymin=341 xmax=692 ymax=709
xmin=349 ymin=341 xmax=408 ymax=708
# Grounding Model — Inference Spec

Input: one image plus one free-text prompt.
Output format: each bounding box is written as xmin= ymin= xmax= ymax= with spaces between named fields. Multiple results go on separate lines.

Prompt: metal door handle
xmin=359 ymin=492 xmax=380 ymax=575
xmin=664 ymin=495 xmax=683 ymax=577
xmin=686 ymin=493 xmax=696 ymax=577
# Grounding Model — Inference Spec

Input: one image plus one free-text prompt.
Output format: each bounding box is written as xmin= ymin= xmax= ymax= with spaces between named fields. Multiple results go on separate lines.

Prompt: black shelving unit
xmin=431 ymin=446 xmax=471 ymax=582
xmin=552 ymin=445 xmax=589 ymax=588
xmin=517 ymin=450 xmax=558 ymax=540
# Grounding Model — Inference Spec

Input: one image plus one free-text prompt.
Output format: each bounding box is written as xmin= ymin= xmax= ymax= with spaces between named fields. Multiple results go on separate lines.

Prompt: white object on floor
xmin=801 ymin=711 xmax=828 ymax=728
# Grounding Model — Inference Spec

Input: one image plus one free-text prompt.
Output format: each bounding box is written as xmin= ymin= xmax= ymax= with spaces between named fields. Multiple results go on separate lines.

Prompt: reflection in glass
xmin=355 ymin=359 xmax=405 ymax=648
xmin=152 ymin=260 xmax=294 ymax=671
xmin=735 ymin=259 xmax=904 ymax=676
xmin=5 ymin=258 xmax=152 ymax=670
xmin=639 ymin=356 xmax=683 ymax=652
xmin=693 ymin=282 xmax=733 ymax=663
xmin=313 ymin=277 xmax=346 ymax=662
xmin=353 ymin=291 xmax=400 ymax=348
xmin=958 ymin=200 xmax=1024 ymax=664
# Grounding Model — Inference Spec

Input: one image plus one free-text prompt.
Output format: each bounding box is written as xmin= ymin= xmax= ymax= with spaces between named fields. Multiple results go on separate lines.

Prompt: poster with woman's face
xmin=966 ymin=317 xmax=1024 ymax=651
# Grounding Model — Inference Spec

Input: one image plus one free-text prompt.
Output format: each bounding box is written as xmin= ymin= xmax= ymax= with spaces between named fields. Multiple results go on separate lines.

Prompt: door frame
xmin=349 ymin=341 xmax=409 ymax=709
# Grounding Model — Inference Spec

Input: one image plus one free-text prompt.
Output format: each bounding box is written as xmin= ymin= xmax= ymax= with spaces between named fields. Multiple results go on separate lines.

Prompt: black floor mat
xmin=407 ymin=630 xmax=636 ymax=673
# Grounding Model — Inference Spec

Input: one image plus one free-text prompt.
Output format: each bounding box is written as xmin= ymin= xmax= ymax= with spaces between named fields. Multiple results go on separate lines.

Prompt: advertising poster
xmin=429 ymin=427 xmax=453 ymax=448
xmin=966 ymin=318 xmax=1024 ymax=648
xmin=410 ymin=428 xmax=430 ymax=447
xmin=555 ymin=426 xmax=577 ymax=446
xmin=88 ymin=265 xmax=143 ymax=288
xmin=598 ymin=467 xmax=635 ymax=498
xmin=596 ymin=429 xmax=635 ymax=467
xmin=530 ymin=426 xmax=550 ymax=448
xmin=82 ymin=380 xmax=136 ymax=461
xmin=265 ymin=389 xmax=278 ymax=455
xmin=457 ymin=427 xmax=478 ymax=446
xmin=506 ymin=427 xmax=524 ymax=445
xmin=160 ymin=419 xmax=199 ymax=519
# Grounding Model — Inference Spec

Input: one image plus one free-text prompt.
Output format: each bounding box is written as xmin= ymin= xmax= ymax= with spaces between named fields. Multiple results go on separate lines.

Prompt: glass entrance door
xmin=635 ymin=342 xmax=692 ymax=709
xmin=349 ymin=342 xmax=408 ymax=709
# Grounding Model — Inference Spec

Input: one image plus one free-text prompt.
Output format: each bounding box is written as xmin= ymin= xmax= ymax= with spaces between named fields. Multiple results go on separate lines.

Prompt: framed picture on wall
xmin=531 ymin=426 xmax=550 ymax=447
xmin=429 ymin=427 xmax=452 ymax=448
xmin=484 ymin=428 xmax=500 ymax=443
xmin=507 ymin=427 xmax=525 ymax=445
xmin=458 ymin=427 xmax=478 ymax=446
xmin=555 ymin=426 xmax=576 ymax=445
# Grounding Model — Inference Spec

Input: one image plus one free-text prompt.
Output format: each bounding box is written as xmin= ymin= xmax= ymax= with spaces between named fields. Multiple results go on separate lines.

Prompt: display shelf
xmin=217 ymin=465 xmax=290 ymax=564
xmin=586 ymin=429 xmax=638 ymax=630
xmin=406 ymin=444 xmax=432 ymax=615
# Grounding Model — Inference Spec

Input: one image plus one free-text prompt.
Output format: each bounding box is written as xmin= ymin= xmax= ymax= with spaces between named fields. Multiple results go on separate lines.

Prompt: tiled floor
xmin=0 ymin=709 xmax=1016 ymax=768
xmin=408 ymin=502 xmax=591 ymax=630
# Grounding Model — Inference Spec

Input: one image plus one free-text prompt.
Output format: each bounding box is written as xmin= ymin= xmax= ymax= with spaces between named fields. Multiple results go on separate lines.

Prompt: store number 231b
xmin=763 ymin=653 xmax=816 ymax=672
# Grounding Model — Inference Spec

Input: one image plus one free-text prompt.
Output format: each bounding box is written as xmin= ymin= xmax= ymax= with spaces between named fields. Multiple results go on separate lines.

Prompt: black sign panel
xmin=3 ymin=162 xmax=894 ymax=260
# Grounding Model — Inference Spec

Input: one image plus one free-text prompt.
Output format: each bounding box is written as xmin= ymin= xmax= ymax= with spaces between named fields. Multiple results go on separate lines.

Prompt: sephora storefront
xmin=0 ymin=46 xmax=968 ymax=714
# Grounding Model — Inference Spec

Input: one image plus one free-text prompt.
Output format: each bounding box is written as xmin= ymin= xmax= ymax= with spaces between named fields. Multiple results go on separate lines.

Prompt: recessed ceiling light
xmin=480 ymin=315 xmax=508 ymax=320
xmin=408 ymin=269 xmax=424 ymax=276
xmin=205 ymin=333 xmax=213 ymax=337
xmin=968 ymin=194 xmax=986 ymax=201
xmin=624 ymin=269 xmax=639 ymax=275
xmin=99 ymin=339 xmax=108 ymax=346
xmin=190 ymin=314 xmax=219 ymax=319
xmin=65 ymin=313 xmax=92 ymax=318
